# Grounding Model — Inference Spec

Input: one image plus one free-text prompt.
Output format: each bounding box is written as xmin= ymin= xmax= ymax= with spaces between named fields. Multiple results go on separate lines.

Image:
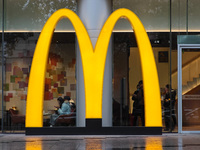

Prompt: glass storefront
xmin=113 ymin=0 xmax=173 ymax=131
xmin=112 ymin=0 xmax=200 ymax=133
xmin=1 ymin=0 xmax=77 ymax=132
xmin=0 ymin=0 xmax=3 ymax=132
xmin=0 ymin=0 xmax=200 ymax=134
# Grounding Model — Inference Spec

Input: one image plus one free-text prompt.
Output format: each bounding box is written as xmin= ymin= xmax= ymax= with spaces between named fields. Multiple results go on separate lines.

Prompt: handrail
xmin=172 ymin=54 xmax=200 ymax=75
xmin=172 ymin=53 xmax=200 ymax=93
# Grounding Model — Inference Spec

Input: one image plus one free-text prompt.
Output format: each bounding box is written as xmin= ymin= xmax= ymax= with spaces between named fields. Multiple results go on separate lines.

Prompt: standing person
xmin=50 ymin=96 xmax=71 ymax=126
xmin=132 ymin=84 xmax=139 ymax=126
xmin=163 ymin=84 xmax=176 ymax=131
xmin=132 ymin=80 xmax=145 ymax=126
xmin=137 ymin=80 xmax=145 ymax=126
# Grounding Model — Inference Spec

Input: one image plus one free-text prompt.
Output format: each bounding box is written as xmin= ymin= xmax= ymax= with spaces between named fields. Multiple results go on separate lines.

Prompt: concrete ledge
xmin=26 ymin=127 xmax=162 ymax=135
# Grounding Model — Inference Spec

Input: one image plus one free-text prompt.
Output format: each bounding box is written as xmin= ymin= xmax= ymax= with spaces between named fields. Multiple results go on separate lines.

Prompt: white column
xmin=76 ymin=0 xmax=112 ymax=127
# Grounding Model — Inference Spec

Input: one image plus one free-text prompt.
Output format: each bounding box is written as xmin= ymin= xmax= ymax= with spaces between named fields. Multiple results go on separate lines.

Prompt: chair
xmin=55 ymin=112 xmax=76 ymax=126
xmin=9 ymin=109 xmax=25 ymax=131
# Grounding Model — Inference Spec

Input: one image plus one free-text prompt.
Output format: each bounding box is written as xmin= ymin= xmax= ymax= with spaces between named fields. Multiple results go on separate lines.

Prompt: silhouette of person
xmin=132 ymin=80 xmax=145 ymax=126
xmin=163 ymin=84 xmax=176 ymax=131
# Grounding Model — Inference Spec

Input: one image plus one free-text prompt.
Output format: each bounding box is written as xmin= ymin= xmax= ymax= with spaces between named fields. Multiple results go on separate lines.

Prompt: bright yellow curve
xmin=98 ymin=8 xmax=162 ymax=127
xmin=26 ymin=9 xmax=93 ymax=127
xmin=26 ymin=8 xmax=162 ymax=127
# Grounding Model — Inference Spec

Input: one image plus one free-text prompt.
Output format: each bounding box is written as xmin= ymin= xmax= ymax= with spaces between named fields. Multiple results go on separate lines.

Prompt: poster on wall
xmin=158 ymin=51 xmax=168 ymax=63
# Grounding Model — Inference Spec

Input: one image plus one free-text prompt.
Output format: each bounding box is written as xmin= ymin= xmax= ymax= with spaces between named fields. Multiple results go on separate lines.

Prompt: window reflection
xmin=145 ymin=137 xmax=163 ymax=150
xmin=4 ymin=0 xmax=76 ymax=32
xmin=26 ymin=138 xmax=42 ymax=150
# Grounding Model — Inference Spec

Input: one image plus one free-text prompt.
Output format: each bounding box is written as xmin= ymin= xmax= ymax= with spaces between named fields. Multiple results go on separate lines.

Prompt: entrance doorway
xmin=178 ymin=35 xmax=200 ymax=133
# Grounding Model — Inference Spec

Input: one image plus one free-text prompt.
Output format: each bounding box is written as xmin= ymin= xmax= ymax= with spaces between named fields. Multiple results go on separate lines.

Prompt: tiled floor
xmin=0 ymin=133 xmax=200 ymax=149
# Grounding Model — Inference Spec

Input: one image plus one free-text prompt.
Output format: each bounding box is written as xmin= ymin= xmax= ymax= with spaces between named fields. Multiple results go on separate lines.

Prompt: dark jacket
xmin=164 ymin=89 xmax=176 ymax=108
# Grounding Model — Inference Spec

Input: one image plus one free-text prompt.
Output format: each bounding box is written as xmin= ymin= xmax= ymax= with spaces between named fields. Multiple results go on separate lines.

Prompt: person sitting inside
xmin=50 ymin=96 xmax=71 ymax=126
xmin=69 ymin=99 xmax=76 ymax=112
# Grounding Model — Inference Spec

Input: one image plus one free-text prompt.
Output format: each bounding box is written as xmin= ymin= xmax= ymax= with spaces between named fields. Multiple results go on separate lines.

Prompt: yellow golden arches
xmin=97 ymin=8 xmax=162 ymax=127
xmin=26 ymin=9 xmax=93 ymax=127
xmin=26 ymin=8 xmax=162 ymax=127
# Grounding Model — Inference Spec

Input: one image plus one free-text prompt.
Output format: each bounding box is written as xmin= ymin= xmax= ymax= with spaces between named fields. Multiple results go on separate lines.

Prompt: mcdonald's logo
xmin=26 ymin=8 xmax=162 ymax=128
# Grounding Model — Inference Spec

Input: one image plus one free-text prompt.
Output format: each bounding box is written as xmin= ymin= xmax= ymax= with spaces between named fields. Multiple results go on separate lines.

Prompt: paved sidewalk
xmin=0 ymin=133 xmax=200 ymax=149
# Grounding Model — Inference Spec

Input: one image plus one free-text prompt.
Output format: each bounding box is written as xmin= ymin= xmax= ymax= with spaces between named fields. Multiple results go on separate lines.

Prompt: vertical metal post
xmin=120 ymin=77 xmax=128 ymax=126
xmin=1 ymin=0 xmax=4 ymax=132
xmin=120 ymin=78 xmax=124 ymax=126
xmin=178 ymin=45 xmax=182 ymax=133
xmin=169 ymin=0 xmax=173 ymax=132
xmin=186 ymin=0 xmax=188 ymax=34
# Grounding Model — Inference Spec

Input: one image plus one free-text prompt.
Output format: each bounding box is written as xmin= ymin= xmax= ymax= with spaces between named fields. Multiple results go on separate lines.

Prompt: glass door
xmin=178 ymin=39 xmax=200 ymax=133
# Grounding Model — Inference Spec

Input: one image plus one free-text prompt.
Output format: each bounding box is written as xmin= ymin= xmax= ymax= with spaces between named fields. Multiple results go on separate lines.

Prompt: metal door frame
xmin=178 ymin=44 xmax=200 ymax=133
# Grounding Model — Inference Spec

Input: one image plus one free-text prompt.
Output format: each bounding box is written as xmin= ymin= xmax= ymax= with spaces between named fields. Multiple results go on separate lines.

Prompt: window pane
xmin=113 ymin=0 xmax=170 ymax=32
xmin=4 ymin=0 xmax=76 ymax=31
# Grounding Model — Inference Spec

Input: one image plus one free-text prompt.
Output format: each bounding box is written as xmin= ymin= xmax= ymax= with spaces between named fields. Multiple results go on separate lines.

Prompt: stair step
xmin=187 ymin=81 xmax=196 ymax=87
xmin=193 ymin=78 xmax=198 ymax=82
xmin=182 ymin=85 xmax=190 ymax=93
xmin=182 ymin=86 xmax=187 ymax=93
xmin=183 ymin=74 xmax=200 ymax=94
xmin=196 ymin=78 xmax=200 ymax=84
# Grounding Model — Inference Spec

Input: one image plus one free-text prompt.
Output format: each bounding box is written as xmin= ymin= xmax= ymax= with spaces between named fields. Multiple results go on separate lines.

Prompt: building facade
xmin=1 ymin=0 xmax=200 ymax=134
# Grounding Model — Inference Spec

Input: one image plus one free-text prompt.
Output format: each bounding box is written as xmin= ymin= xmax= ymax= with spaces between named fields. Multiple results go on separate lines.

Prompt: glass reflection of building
xmin=1 ymin=0 xmax=200 ymax=134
